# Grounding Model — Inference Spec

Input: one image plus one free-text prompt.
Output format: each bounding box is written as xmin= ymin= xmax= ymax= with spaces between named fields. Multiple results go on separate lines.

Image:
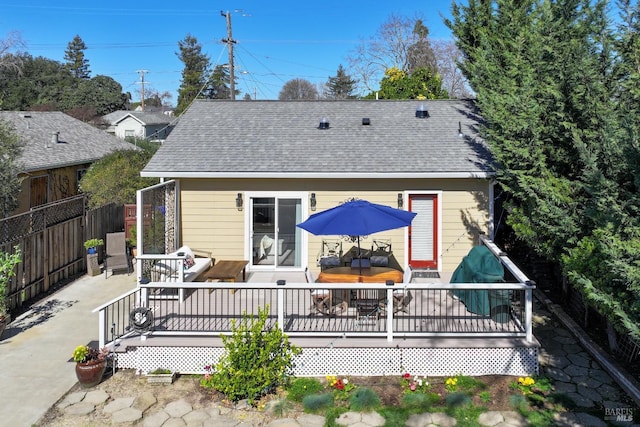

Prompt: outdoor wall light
xmin=235 ymin=193 xmax=243 ymax=211
xmin=310 ymin=193 xmax=317 ymax=211
xmin=397 ymin=193 xmax=403 ymax=208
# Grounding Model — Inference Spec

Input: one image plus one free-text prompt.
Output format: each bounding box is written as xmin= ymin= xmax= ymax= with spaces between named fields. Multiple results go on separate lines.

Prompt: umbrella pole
xmin=358 ymin=236 xmax=362 ymax=275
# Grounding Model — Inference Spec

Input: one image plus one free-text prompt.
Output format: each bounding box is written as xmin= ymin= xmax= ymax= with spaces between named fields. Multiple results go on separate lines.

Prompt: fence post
xmin=97 ymin=308 xmax=106 ymax=349
xmin=525 ymin=286 xmax=533 ymax=342
xmin=386 ymin=285 xmax=394 ymax=342
xmin=277 ymin=280 xmax=285 ymax=332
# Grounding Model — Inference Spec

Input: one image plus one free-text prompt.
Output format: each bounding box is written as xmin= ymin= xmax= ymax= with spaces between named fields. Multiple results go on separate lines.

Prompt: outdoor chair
xmin=355 ymin=288 xmax=384 ymax=324
xmin=317 ymin=239 xmax=342 ymax=271
xmin=370 ymin=239 xmax=392 ymax=267
xmin=104 ymin=232 xmax=131 ymax=278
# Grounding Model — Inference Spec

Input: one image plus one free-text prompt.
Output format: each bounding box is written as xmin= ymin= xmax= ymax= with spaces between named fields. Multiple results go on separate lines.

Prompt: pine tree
xmin=325 ymin=65 xmax=358 ymax=99
xmin=175 ymin=34 xmax=210 ymax=115
xmin=64 ymin=35 xmax=90 ymax=79
xmin=447 ymin=0 xmax=640 ymax=340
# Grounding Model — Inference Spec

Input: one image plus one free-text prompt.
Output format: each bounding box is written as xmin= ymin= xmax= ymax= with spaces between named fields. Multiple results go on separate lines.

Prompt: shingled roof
xmin=141 ymin=99 xmax=494 ymax=179
xmin=0 ymin=111 xmax=137 ymax=173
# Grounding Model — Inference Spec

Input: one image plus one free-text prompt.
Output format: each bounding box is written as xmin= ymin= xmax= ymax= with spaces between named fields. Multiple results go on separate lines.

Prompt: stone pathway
xmin=54 ymin=388 xmax=533 ymax=426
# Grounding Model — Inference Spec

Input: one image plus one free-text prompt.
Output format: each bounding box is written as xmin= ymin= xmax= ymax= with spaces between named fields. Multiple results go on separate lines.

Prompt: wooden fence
xmin=0 ymin=196 xmax=123 ymax=314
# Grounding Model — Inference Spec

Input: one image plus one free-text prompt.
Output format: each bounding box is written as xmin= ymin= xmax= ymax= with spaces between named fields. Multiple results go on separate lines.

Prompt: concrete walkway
xmin=1 ymin=268 xmax=638 ymax=426
xmin=0 ymin=270 xmax=137 ymax=426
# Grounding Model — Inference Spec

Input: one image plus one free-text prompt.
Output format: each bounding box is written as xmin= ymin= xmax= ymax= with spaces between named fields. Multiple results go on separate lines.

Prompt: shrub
xmin=200 ymin=306 xmax=301 ymax=404
xmin=349 ymin=387 xmax=381 ymax=411
xmin=444 ymin=391 xmax=472 ymax=407
xmin=302 ymin=393 xmax=334 ymax=412
xmin=402 ymin=392 xmax=441 ymax=409
xmin=287 ymin=377 xmax=324 ymax=403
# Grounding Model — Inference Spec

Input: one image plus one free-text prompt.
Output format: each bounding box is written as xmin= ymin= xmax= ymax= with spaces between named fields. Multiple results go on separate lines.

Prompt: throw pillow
xmin=184 ymin=255 xmax=196 ymax=270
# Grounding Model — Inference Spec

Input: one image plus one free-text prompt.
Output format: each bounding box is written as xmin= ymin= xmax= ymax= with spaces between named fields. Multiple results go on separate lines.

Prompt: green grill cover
xmin=450 ymin=246 xmax=506 ymax=317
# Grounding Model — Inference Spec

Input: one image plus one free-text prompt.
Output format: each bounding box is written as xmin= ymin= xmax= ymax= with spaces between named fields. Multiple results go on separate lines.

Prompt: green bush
xmin=287 ymin=377 xmax=324 ymax=403
xmin=349 ymin=387 xmax=381 ymax=411
xmin=444 ymin=392 xmax=472 ymax=407
xmin=302 ymin=393 xmax=334 ymax=413
xmin=200 ymin=306 xmax=301 ymax=404
xmin=401 ymin=391 xmax=441 ymax=409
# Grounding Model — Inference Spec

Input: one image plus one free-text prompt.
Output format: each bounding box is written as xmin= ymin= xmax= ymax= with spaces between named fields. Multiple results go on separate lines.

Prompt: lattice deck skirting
xmin=114 ymin=340 xmax=539 ymax=377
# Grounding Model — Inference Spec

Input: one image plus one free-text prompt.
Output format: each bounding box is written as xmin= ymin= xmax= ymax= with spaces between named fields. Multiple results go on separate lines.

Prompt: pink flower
xmin=410 ymin=383 xmax=417 ymax=391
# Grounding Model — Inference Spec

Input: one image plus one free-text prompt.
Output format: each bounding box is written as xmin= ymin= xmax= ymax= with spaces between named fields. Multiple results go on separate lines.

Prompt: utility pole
xmin=136 ymin=70 xmax=149 ymax=110
xmin=220 ymin=10 xmax=236 ymax=100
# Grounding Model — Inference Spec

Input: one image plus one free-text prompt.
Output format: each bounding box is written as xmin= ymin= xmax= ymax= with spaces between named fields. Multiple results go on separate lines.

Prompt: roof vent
xmin=415 ymin=104 xmax=429 ymax=119
xmin=362 ymin=118 xmax=371 ymax=126
xmin=51 ymin=132 xmax=60 ymax=145
xmin=318 ymin=118 xmax=330 ymax=130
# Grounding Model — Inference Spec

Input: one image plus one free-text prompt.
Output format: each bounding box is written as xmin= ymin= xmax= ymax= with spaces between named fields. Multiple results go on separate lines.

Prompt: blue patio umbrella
xmin=297 ymin=199 xmax=417 ymax=272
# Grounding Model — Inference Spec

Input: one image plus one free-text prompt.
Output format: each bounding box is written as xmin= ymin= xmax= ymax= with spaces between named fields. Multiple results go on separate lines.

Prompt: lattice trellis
xmin=114 ymin=344 xmax=538 ymax=377
xmin=140 ymin=181 xmax=176 ymax=255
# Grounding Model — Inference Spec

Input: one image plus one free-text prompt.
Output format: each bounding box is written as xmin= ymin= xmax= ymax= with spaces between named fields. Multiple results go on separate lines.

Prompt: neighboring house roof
xmin=113 ymin=111 xmax=173 ymax=126
xmin=0 ymin=111 xmax=137 ymax=173
xmin=102 ymin=110 xmax=130 ymax=125
xmin=142 ymin=99 xmax=494 ymax=179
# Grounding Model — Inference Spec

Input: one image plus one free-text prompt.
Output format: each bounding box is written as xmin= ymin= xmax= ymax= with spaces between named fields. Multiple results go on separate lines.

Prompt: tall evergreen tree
xmin=206 ymin=64 xmax=236 ymax=99
xmin=175 ymin=34 xmax=210 ymax=115
xmin=64 ymin=35 xmax=91 ymax=79
xmin=447 ymin=0 xmax=640 ymax=340
xmin=0 ymin=119 xmax=23 ymax=217
xmin=325 ymin=65 xmax=358 ymax=99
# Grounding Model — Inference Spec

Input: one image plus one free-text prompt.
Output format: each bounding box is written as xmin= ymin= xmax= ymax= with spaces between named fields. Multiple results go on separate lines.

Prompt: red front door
xmin=408 ymin=194 xmax=438 ymax=269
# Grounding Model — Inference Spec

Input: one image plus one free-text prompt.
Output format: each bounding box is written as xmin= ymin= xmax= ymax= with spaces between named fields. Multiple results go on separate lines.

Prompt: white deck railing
xmin=93 ymin=236 xmax=535 ymax=348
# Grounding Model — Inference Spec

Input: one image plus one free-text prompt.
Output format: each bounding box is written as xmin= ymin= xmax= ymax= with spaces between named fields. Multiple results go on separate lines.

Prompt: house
xmin=103 ymin=110 xmax=174 ymax=141
xmin=96 ymin=100 xmax=538 ymax=377
xmin=139 ymin=99 xmax=494 ymax=273
xmin=0 ymin=111 xmax=137 ymax=215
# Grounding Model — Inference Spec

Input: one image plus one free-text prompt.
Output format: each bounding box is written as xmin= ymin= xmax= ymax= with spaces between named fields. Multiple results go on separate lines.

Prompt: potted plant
xmin=72 ymin=344 xmax=109 ymax=388
xmin=127 ymin=226 xmax=137 ymax=258
xmin=146 ymin=367 xmax=176 ymax=384
xmin=83 ymin=238 xmax=104 ymax=276
xmin=0 ymin=246 xmax=21 ymax=338
xmin=83 ymin=238 xmax=104 ymax=254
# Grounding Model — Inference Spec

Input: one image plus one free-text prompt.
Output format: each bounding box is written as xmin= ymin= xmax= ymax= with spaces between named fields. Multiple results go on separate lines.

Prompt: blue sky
xmin=1 ymin=1 xmax=457 ymax=103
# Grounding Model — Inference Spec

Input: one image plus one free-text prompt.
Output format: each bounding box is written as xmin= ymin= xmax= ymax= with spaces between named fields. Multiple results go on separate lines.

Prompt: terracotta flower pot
xmin=75 ymin=359 xmax=107 ymax=388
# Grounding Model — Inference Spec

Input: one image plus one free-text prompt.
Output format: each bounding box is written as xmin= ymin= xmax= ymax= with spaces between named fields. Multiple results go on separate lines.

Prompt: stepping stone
xmin=83 ymin=389 xmax=110 ymax=404
xmin=57 ymin=391 xmax=86 ymax=409
xmin=567 ymin=353 xmax=590 ymax=368
xmin=477 ymin=411 xmax=504 ymax=426
xmin=566 ymin=391 xmax=594 ymax=408
xmin=361 ymin=411 xmax=386 ymax=426
xmin=265 ymin=418 xmax=301 ymax=427
xmin=111 ymin=407 xmax=143 ymax=423
xmin=336 ymin=412 xmax=361 ymax=425
xmin=64 ymin=402 xmax=95 ymax=416
xmin=295 ymin=414 xmax=326 ymax=427
xmin=103 ymin=396 xmax=135 ymax=414
xmin=142 ymin=410 xmax=170 ymax=427
xmin=183 ymin=409 xmax=210 ymax=424
xmin=134 ymin=390 xmax=157 ymax=411
xmin=164 ymin=399 xmax=192 ymax=417
xmin=162 ymin=417 xmax=188 ymax=427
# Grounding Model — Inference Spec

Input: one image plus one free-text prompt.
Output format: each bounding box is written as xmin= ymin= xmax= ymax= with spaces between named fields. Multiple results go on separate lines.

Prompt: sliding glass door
xmin=250 ymin=195 xmax=302 ymax=269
